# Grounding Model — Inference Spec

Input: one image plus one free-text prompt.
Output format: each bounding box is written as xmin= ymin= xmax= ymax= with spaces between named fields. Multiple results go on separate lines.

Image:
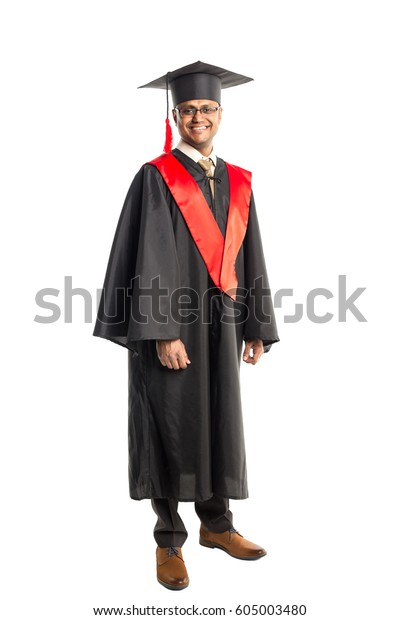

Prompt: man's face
xmin=172 ymin=100 xmax=223 ymax=153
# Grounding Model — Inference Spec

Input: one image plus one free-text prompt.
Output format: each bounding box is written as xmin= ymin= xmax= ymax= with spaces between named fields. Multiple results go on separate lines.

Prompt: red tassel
xmin=163 ymin=118 xmax=173 ymax=154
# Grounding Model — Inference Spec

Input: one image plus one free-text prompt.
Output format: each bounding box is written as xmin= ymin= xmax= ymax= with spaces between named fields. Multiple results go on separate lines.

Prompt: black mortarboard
xmin=139 ymin=60 xmax=253 ymax=107
xmin=138 ymin=61 xmax=253 ymax=153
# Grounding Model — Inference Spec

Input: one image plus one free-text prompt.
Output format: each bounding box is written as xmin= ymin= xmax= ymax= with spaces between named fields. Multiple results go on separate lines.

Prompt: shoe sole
xmin=199 ymin=537 xmax=267 ymax=561
xmin=157 ymin=578 xmax=189 ymax=590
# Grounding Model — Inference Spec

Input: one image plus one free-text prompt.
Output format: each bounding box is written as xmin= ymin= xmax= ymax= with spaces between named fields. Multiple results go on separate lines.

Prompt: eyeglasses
xmin=174 ymin=106 xmax=221 ymax=117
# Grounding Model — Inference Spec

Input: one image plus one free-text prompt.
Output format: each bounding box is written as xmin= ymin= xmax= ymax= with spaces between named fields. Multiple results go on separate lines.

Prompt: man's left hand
xmin=243 ymin=339 xmax=264 ymax=365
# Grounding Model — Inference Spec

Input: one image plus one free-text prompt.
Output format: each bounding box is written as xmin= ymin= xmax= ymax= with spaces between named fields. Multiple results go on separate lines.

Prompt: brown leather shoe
xmin=156 ymin=546 xmax=189 ymax=590
xmin=199 ymin=524 xmax=267 ymax=560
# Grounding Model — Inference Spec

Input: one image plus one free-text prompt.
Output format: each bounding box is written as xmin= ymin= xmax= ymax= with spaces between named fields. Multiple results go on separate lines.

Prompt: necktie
xmin=198 ymin=158 xmax=215 ymax=198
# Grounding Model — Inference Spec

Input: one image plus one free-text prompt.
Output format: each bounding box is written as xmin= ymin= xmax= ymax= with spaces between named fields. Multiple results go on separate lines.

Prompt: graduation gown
xmin=93 ymin=149 xmax=279 ymax=502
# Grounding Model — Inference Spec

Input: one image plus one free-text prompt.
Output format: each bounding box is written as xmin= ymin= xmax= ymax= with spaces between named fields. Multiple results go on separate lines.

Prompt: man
xmin=93 ymin=61 xmax=279 ymax=590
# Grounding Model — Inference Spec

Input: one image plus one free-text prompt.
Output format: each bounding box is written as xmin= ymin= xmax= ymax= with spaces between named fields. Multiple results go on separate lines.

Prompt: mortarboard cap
xmin=138 ymin=61 xmax=253 ymax=153
xmin=138 ymin=60 xmax=253 ymax=107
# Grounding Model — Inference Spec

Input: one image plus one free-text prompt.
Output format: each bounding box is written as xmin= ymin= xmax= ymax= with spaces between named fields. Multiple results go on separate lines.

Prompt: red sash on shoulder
xmin=149 ymin=153 xmax=252 ymax=300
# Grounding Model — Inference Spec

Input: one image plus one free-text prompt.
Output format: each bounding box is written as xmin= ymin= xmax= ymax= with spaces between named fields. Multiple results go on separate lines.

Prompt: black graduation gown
xmin=93 ymin=149 xmax=279 ymax=502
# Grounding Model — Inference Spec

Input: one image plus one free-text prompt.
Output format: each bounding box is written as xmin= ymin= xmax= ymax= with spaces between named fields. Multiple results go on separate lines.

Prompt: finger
xmin=175 ymin=349 xmax=186 ymax=369
xmin=171 ymin=356 xmax=180 ymax=370
xmin=179 ymin=358 xmax=188 ymax=369
xmin=243 ymin=350 xmax=253 ymax=364
xmin=180 ymin=344 xmax=191 ymax=365
xmin=243 ymin=352 xmax=254 ymax=365
xmin=243 ymin=342 xmax=252 ymax=361
xmin=252 ymin=346 xmax=263 ymax=364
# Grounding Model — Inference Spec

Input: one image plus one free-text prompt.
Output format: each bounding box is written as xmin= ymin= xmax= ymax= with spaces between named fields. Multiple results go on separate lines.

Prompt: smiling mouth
xmin=189 ymin=125 xmax=211 ymax=132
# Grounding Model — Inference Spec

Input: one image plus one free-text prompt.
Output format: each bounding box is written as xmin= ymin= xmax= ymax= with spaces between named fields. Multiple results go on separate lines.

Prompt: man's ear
xmin=172 ymin=110 xmax=177 ymax=125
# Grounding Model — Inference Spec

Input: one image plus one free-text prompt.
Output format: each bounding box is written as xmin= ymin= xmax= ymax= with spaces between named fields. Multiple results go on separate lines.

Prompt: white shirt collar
xmin=176 ymin=139 xmax=218 ymax=167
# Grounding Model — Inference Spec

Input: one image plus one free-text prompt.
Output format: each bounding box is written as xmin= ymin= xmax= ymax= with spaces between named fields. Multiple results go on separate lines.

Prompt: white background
xmin=1 ymin=1 xmax=399 ymax=618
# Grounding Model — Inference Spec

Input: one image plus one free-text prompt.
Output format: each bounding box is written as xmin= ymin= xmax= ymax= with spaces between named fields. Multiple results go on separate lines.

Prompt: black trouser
xmin=151 ymin=495 xmax=234 ymax=547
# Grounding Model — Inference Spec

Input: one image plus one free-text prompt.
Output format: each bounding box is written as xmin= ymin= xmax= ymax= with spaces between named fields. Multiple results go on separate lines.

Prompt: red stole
xmin=149 ymin=153 xmax=252 ymax=300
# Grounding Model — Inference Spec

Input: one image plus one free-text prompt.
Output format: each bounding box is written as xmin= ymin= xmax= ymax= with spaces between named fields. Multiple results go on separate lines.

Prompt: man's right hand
xmin=156 ymin=339 xmax=191 ymax=370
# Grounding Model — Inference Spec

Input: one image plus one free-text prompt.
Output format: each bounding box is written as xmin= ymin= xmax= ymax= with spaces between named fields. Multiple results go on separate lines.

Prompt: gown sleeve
xmin=93 ymin=164 xmax=181 ymax=352
xmin=242 ymin=192 xmax=280 ymax=352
